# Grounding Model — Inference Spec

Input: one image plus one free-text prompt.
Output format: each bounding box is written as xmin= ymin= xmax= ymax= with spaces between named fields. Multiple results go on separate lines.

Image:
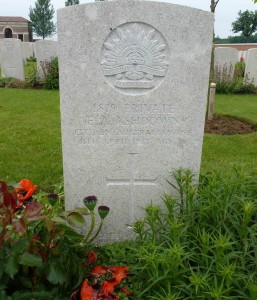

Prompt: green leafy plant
xmin=0 ymin=77 xmax=30 ymax=89
xmin=214 ymin=62 xmax=256 ymax=94
xmin=131 ymin=169 xmax=257 ymax=299
xmin=41 ymin=57 xmax=59 ymax=90
xmin=26 ymin=65 xmax=42 ymax=88
xmin=0 ymin=180 xmax=110 ymax=299
xmin=27 ymin=57 xmax=37 ymax=62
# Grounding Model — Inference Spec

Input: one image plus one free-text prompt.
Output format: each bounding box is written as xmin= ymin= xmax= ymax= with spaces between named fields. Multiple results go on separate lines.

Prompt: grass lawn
xmin=202 ymin=94 xmax=257 ymax=175
xmin=24 ymin=60 xmax=37 ymax=80
xmin=0 ymin=88 xmax=62 ymax=190
xmin=0 ymin=89 xmax=256 ymax=189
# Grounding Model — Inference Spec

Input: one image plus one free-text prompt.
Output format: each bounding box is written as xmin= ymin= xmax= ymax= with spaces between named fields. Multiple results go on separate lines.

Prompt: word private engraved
xmin=101 ymin=22 xmax=170 ymax=95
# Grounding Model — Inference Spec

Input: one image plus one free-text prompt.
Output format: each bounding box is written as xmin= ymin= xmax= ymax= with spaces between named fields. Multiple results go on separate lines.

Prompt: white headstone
xmin=0 ymin=39 xmax=24 ymax=80
xmin=238 ymin=50 xmax=247 ymax=61
xmin=57 ymin=0 xmax=213 ymax=242
xmin=34 ymin=40 xmax=58 ymax=77
xmin=22 ymin=42 xmax=34 ymax=65
xmin=214 ymin=47 xmax=239 ymax=80
xmin=244 ymin=48 xmax=257 ymax=86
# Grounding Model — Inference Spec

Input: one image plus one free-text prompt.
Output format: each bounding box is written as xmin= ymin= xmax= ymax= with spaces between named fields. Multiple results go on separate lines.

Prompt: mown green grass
xmin=0 ymin=88 xmax=62 ymax=190
xmin=0 ymin=89 xmax=256 ymax=189
xmin=24 ymin=61 xmax=37 ymax=80
xmin=201 ymin=94 xmax=257 ymax=175
xmin=213 ymin=94 xmax=257 ymax=124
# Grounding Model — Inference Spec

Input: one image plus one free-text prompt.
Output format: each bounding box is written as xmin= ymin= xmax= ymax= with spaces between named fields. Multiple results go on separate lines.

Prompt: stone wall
xmin=0 ymin=21 xmax=32 ymax=42
xmin=215 ymin=44 xmax=257 ymax=51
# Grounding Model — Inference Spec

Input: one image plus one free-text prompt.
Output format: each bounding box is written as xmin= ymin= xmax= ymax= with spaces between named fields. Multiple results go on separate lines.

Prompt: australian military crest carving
xmin=101 ymin=22 xmax=170 ymax=95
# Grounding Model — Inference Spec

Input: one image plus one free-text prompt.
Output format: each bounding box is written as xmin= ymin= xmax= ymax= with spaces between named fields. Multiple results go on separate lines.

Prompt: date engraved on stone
xmin=101 ymin=22 xmax=170 ymax=95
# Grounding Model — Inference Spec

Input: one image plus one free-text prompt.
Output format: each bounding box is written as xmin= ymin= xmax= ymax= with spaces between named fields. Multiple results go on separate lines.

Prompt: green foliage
xmin=27 ymin=57 xmax=37 ymax=63
xmin=214 ymin=62 xmax=256 ymax=94
xmin=65 ymin=0 xmax=79 ymax=6
xmin=131 ymin=169 xmax=257 ymax=299
xmin=29 ymin=0 xmax=56 ymax=39
xmin=235 ymin=60 xmax=245 ymax=77
xmin=0 ymin=77 xmax=30 ymax=89
xmin=26 ymin=66 xmax=42 ymax=88
xmin=41 ymin=57 xmax=59 ymax=90
xmin=0 ymin=182 xmax=110 ymax=298
xmin=0 ymin=77 xmax=8 ymax=88
xmin=215 ymin=33 xmax=257 ymax=44
xmin=232 ymin=10 xmax=257 ymax=39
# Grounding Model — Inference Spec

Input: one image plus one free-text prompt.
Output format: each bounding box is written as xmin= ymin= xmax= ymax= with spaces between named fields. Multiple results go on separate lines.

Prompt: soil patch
xmin=204 ymin=115 xmax=257 ymax=135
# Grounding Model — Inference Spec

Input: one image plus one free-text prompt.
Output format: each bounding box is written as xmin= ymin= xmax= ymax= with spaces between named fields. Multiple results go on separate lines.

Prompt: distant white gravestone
xmin=57 ymin=0 xmax=213 ymax=242
xmin=22 ymin=42 xmax=34 ymax=65
xmin=244 ymin=48 xmax=257 ymax=86
xmin=34 ymin=40 xmax=58 ymax=77
xmin=0 ymin=39 xmax=24 ymax=80
xmin=214 ymin=47 xmax=239 ymax=80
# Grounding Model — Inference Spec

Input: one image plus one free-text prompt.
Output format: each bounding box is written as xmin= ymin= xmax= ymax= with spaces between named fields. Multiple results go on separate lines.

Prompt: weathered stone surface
xmin=244 ymin=48 xmax=257 ymax=86
xmin=0 ymin=38 xmax=24 ymax=80
xmin=214 ymin=47 xmax=239 ymax=80
xmin=34 ymin=40 xmax=58 ymax=77
xmin=21 ymin=42 xmax=34 ymax=65
xmin=57 ymin=0 xmax=213 ymax=242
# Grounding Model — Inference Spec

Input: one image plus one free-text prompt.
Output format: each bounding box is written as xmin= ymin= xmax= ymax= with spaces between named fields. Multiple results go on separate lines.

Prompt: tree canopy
xmin=29 ymin=0 xmax=56 ymax=39
xmin=232 ymin=10 xmax=257 ymax=39
xmin=65 ymin=0 xmax=79 ymax=6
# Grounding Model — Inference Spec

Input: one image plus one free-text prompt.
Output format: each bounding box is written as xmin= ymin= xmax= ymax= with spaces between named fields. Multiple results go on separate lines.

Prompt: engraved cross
xmin=106 ymin=153 xmax=158 ymax=222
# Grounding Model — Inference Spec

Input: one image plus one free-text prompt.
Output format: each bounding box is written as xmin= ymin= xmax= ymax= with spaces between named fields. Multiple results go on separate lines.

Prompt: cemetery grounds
xmin=0 ymin=86 xmax=257 ymax=298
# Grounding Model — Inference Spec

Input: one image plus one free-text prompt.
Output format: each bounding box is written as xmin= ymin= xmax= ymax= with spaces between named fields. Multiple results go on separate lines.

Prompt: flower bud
xmin=98 ymin=205 xmax=110 ymax=219
xmin=47 ymin=193 xmax=59 ymax=206
xmin=83 ymin=195 xmax=98 ymax=211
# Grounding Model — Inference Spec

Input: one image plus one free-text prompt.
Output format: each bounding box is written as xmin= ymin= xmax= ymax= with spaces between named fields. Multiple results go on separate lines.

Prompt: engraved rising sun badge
xmin=101 ymin=22 xmax=170 ymax=95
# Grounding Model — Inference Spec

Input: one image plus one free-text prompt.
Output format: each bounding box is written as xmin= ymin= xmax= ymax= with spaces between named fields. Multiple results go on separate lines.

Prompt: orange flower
xmin=15 ymin=179 xmax=37 ymax=201
xmin=102 ymin=279 xmax=116 ymax=296
xmin=77 ymin=265 xmax=130 ymax=300
xmin=80 ymin=279 xmax=97 ymax=300
xmin=90 ymin=266 xmax=107 ymax=275
xmin=108 ymin=266 xmax=129 ymax=284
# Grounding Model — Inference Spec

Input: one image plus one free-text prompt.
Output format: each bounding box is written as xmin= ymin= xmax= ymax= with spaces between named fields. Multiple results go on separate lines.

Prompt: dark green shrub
xmin=26 ymin=66 xmax=42 ymax=88
xmin=233 ymin=82 xmax=257 ymax=94
xmin=214 ymin=61 xmax=256 ymax=95
xmin=27 ymin=56 xmax=37 ymax=62
xmin=0 ymin=77 xmax=8 ymax=88
xmin=132 ymin=169 xmax=257 ymax=299
xmin=41 ymin=57 xmax=59 ymax=90
xmin=235 ymin=60 xmax=245 ymax=78
xmin=0 ymin=77 xmax=30 ymax=89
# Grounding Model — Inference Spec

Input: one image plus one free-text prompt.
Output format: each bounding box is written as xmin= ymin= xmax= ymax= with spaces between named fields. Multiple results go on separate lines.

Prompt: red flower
xmin=80 ymin=279 xmax=97 ymax=300
xmin=88 ymin=251 xmax=97 ymax=265
xmin=102 ymin=280 xmax=116 ymax=296
xmin=108 ymin=266 xmax=129 ymax=284
xmin=90 ymin=266 xmax=107 ymax=275
xmin=15 ymin=179 xmax=37 ymax=201
xmin=0 ymin=181 xmax=17 ymax=210
xmin=74 ymin=261 xmax=130 ymax=300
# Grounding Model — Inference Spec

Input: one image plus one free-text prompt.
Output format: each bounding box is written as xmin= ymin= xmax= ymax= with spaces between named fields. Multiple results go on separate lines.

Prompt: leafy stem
xmin=83 ymin=210 xmax=95 ymax=244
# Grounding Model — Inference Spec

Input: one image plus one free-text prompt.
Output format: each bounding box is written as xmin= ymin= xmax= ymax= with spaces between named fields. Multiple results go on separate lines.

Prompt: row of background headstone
xmin=214 ymin=47 xmax=257 ymax=85
xmin=0 ymin=39 xmax=257 ymax=86
xmin=0 ymin=38 xmax=58 ymax=80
